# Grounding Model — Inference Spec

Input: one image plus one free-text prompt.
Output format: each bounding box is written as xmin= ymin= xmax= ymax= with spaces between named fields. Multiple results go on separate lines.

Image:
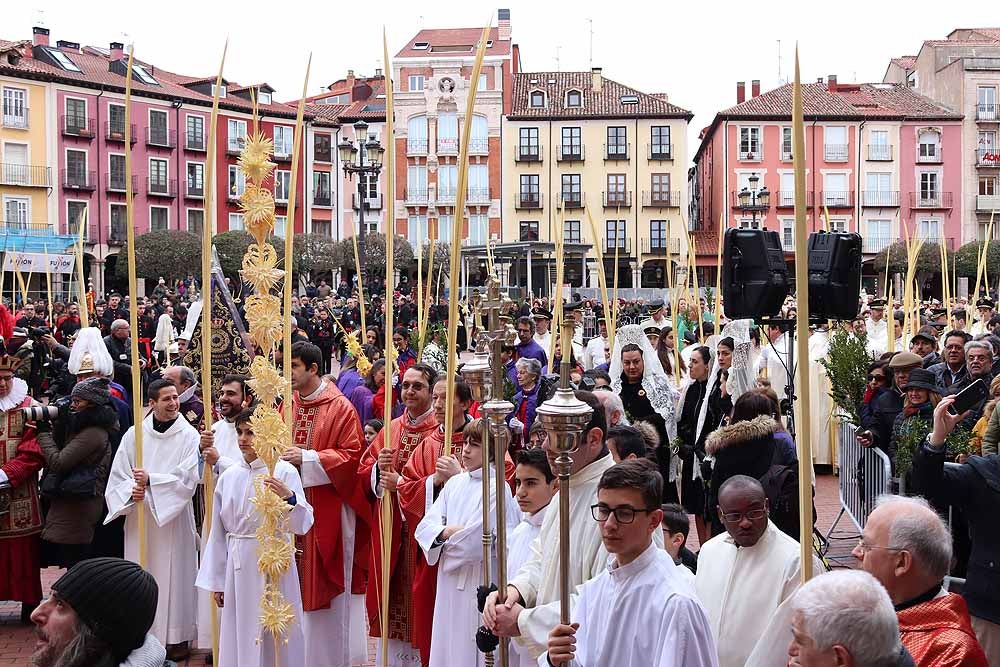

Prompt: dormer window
xmin=212 ymin=84 xmax=227 ymax=99
xmin=412 ymin=42 xmax=430 ymax=50
xmin=132 ymin=64 xmax=158 ymax=85
xmin=619 ymin=95 xmax=639 ymax=105
xmin=46 ymin=48 xmax=81 ymax=73
xmin=529 ymin=90 xmax=546 ymax=108
xmin=566 ymin=90 xmax=582 ymax=108
xmin=258 ymin=91 xmax=272 ymax=105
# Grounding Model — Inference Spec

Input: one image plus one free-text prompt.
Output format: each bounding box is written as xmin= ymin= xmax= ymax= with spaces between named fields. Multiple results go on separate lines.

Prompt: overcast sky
xmin=8 ymin=0 xmax=996 ymax=160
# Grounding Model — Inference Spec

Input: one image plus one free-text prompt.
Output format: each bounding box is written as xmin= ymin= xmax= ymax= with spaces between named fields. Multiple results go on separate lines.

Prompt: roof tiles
xmin=509 ymin=71 xmax=692 ymax=120
xmin=396 ymin=27 xmax=508 ymax=58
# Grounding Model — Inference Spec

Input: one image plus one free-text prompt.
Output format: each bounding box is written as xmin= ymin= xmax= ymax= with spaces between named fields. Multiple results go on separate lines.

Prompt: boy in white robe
xmin=415 ymin=418 xmax=518 ymax=667
xmin=546 ymin=459 xmax=717 ymax=667
xmin=104 ymin=378 xmax=200 ymax=660
xmin=507 ymin=448 xmax=557 ymax=667
xmin=196 ymin=408 xmax=314 ymax=667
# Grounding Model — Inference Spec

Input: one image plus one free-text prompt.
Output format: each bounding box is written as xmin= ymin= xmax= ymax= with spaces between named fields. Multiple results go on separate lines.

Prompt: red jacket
xmin=898 ymin=592 xmax=988 ymax=667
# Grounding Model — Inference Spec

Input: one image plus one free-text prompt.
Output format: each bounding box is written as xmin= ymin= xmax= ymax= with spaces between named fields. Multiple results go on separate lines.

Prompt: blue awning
xmin=0 ymin=230 xmax=79 ymax=254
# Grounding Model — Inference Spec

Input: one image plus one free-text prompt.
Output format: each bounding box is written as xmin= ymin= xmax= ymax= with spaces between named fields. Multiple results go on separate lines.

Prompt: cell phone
xmin=948 ymin=379 xmax=989 ymax=416
xmin=854 ymin=425 xmax=871 ymax=439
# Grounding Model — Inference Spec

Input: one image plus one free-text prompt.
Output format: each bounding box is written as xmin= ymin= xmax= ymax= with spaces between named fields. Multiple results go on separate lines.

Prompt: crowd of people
xmin=0 ymin=275 xmax=996 ymax=667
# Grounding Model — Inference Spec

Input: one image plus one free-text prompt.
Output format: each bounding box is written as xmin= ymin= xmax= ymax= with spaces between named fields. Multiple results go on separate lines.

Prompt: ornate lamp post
xmin=338 ymin=119 xmax=384 ymax=293
xmin=737 ymin=172 xmax=771 ymax=228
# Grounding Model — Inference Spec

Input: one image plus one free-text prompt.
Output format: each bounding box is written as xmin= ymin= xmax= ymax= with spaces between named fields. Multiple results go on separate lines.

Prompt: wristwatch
xmin=285 ymin=493 xmax=297 ymax=506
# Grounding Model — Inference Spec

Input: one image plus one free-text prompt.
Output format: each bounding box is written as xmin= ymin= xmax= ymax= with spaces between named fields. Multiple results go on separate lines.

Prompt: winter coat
xmin=890 ymin=402 xmax=935 ymax=473
xmin=979 ymin=406 xmax=1000 ymax=456
xmin=863 ymin=387 xmax=904 ymax=458
xmin=38 ymin=405 xmax=118 ymax=545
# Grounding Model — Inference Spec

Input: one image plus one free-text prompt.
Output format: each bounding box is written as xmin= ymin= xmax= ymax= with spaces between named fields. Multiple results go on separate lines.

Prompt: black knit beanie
xmin=71 ymin=376 xmax=111 ymax=406
xmin=51 ymin=557 xmax=158 ymax=658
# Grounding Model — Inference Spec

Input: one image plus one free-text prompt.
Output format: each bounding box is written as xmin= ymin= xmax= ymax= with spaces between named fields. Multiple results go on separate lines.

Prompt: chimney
xmin=110 ymin=42 xmax=124 ymax=61
xmin=591 ymin=67 xmax=602 ymax=94
xmin=32 ymin=26 xmax=50 ymax=47
xmin=817 ymin=77 xmax=824 ymax=83
xmin=498 ymin=8 xmax=512 ymax=41
xmin=56 ymin=40 xmax=80 ymax=53
xmin=751 ymin=79 xmax=760 ymax=98
xmin=736 ymin=81 xmax=745 ymax=104
xmin=828 ymin=74 xmax=837 ymax=91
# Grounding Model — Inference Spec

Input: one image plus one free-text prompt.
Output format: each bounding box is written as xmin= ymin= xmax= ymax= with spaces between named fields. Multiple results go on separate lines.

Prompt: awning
xmin=0 ymin=230 xmax=79 ymax=254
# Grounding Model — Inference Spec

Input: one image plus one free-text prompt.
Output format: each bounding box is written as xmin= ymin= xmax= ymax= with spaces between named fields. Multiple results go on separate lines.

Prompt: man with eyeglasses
xmin=545 ymin=459 xmax=717 ymax=666
xmin=942 ymin=340 xmax=994 ymax=428
xmin=695 ymin=475 xmax=822 ymax=667
xmin=927 ymin=330 xmax=970 ymax=391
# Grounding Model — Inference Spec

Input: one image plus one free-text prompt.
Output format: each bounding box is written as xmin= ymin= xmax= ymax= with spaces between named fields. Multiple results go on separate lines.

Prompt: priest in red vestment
xmin=284 ymin=342 xmax=372 ymax=667
xmin=358 ymin=364 xmax=438 ymax=666
xmin=0 ymin=338 xmax=44 ymax=622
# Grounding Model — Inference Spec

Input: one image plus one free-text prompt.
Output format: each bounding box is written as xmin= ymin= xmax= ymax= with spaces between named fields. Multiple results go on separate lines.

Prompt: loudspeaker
xmin=721 ymin=228 xmax=790 ymax=319
xmin=807 ymin=231 xmax=863 ymax=320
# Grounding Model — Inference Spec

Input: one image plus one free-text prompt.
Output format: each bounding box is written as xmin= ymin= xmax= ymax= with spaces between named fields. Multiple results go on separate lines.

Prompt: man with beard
xmin=100 ymin=293 xmax=128 ymax=332
xmin=55 ymin=303 xmax=82 ymax=344
xmin=199 ymin=374 xmax=251 ymax=476
xmin=358 ymin=364 xmax=439 ymax=666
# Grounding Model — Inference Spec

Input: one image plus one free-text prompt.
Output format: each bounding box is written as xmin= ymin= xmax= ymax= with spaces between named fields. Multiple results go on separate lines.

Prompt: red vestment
xmin=292 ymin=382 xmax=372 ymax=611
xmin=898 ymin=593 xmax=989 ymax=667
xmin=0 ymin=396 xmax=43 ymax=604
xmin=358 ymin=409 xmax=437 ymax=662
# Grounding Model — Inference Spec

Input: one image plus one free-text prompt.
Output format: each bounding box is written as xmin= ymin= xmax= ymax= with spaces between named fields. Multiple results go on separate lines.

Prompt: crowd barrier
xmin=825 ymin=420 xmax=892 ymax=549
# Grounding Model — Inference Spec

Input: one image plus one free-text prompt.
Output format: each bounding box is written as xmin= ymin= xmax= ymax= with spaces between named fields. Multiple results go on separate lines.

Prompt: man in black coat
xmin=943 ymin=339 xmax=994 ymax=429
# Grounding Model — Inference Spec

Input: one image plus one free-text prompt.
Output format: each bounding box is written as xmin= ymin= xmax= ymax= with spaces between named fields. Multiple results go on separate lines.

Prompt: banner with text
xmin=3 ymin=253 xmax=76 ymax=275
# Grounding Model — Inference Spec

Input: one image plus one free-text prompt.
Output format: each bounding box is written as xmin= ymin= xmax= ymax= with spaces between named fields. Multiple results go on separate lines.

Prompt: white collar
xmin=242 ymin=457 xmax=267 ymax=471
xmin=607 ymin=540 xmax=659 ymax=577
xmin=178 ymin=383 xmax=198 ymax=404
xmin=301 ymin=379 xmax=327 ymax=402
xmin=0 ymin=378 xmax=28 ymax=412
xmin=526 ymin=503 xmax=549 ymax=527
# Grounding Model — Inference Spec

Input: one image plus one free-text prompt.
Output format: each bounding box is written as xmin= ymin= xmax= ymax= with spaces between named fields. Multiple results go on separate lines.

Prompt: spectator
xmin=860 ymin=360 xmax=890 ymax=425
xmin=889 ymin=368 xmax=940 ymax=475
xmin=909 ymin=328 xmax=940 ymax=369
xmin=943 ymin=340 xmax=994 ymax=428
xmin=509 ymin=357 xmax=542 ymax=442
xmin=860 ymin=352 xmax=923 ymax=460
xmin=927 ymin=330 xmax=970 ymax=391
xmin=972 ymin=374 xmax=1000 ymax=456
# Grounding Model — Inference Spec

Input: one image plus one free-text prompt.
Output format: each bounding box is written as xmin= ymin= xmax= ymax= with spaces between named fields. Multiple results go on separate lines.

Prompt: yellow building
xmin=503 ymin=68 xmax=691 ymax=290
xmin=1 ymin=40 xmax=53 ymax=234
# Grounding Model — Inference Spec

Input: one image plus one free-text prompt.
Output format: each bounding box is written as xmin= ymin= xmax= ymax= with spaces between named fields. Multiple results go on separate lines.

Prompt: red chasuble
xmin=898 ymin=593 xmax=989 ymax=667
xmin=0 ymin=396 xmax=43 ymax=604
xmin=292 ymin=382 xmax=372 ymax=612
xmin=358 ymin=409 xmax=437 ymax=661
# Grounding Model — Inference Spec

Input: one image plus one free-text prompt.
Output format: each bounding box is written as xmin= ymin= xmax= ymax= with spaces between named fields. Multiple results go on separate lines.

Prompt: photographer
xmin=37 ymin=377 xmax=117 ymax=568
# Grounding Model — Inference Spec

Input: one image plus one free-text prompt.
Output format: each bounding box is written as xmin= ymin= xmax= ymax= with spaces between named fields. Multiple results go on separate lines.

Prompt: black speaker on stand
xmin=807 ymin=231 xmax=863 ymax=320
xmin=721 ymin=228 xmax=790 ymax=319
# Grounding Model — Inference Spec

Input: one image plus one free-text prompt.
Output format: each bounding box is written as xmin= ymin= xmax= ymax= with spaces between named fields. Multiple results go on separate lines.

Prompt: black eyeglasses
xmin=719 ymin=508 xmax=767 ymax=523
xmin=868 ymin=374 xmax=885 ymax=382
xmin=591 ymin=503 xmax=657 ymax=524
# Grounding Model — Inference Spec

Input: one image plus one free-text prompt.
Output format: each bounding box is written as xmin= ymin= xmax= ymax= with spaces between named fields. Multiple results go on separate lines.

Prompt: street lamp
xmin=737 ymin=173 xmax=770 ymax=228
xmin=339 ymin=119 xmax=384 ymax=295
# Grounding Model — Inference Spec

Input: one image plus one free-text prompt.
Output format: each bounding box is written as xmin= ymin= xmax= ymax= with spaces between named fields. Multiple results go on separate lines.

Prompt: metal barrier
xmin=825 ymin=420 xmax=892 ymax=555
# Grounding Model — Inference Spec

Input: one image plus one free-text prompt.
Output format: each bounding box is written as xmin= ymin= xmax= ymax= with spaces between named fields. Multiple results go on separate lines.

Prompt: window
xmin=829 ymin=218 xmax=848 ymax=233
xmin=109 ymin=204 xmax=126 ymax=240
xmin=408 ymin=75 xmax=425 ymax=92
xmin=407 ymin=116 xmax=428 ymax=153
xmin=919 ymin=172 xmax=939 ymax=203
xmin=518 ymin=127 xmax=539 ymax=159
xmin=149 ymin=109 xmax=168 ymax=145
xmin=606 ymin=127 xmax=627 ymax=158
xmin=651 ymin=174 xmax=671 ymax=205
xmin=227 ymin=119 xmax=247 ymax=153
xmin=228 ymin=165 xmax=246 ymax=199
xmin=529 ymin=91 xmax=546 ymax=108
xmin=980 ymin=176 xmax=997 ymax=196
xmin=739 ymin=127 xmax=761 ymax=160
xmin=186 ymin=115 xmax=205 ymax=150
xmin=132 ymin=64 xmax=158 ymax=85
xmin=469 ymin=214 xmax=488 ymax=245
xmin=519 ymin=174 xmax=540 ymax=206
xmin=980 ymin=131 xmax=997 ymax=149
xmin=865 ymin=172 xmax=892 ymax=206
xmin=407 ymin=214 xmax=428 ymax=247
xmin=65 ymin=98 xmax=87 ymax=133
xmin=918 ymin=130 xmax=940 ymax=161
xmin=312 ymin=220 xmax=331 ymax=237
xmin=407 ymin=165 xmax=428 ymax=201
xmin=564 ymin=220 xmax=581 ymax=244
xmin=258 ymin=91 xmax=272 ymax=105
xmin=470 ymin=115 xmax=488 ymax=153
xmin=437 ymin=215 xmax=453 ymax=243
xmin=274 ymin=170 xmax=291 ymax=202
xmin=228 ymin=213 xmax=244 ymax=231
xmin=781 ymin=218 xmax=794 ymax=250
xmin=313 ymin=171 xmax=332 ymax=205
xmin=823 ymin=173 xmax=848 ymax=206
xmin=67 ymin=201 xmax=87 ymax=234
xmin=274 ymin=126 xmax=293 ymax=158
xmin=187 ymin=209 xmax=204 ymax=235
xmin=150 ymin=206 xmax=168 ymax=231
xmin=917 ymin=218 xmax=940 ymax=240
xmin=361 ymin=172 xmax=378 ymax=198
xmin=869 ymin=129 xmax=890 ymax=160
xmin=468 ymin=164 xmax=488 ymax=202
xmin=2 ymin=88 xmax=28 ymax=129
xmin=149 ymin=158 xmax=168 ymax=192
xmin=412 ymin=42 xmax=429 ymax=50
xmin=824 ymin=126 xmax=847 ymax=161
xmin=109 ymin=154 xmax=126 ymax=190
xmin=3 ymin=196 xmax=29 ymax=228
xmin=66 ymin=149 xmax=87 ymax=185
xmin=437 ymin=112 xmax=458 ymax=153
xmin=606 ymin=220 xmax=626 ymax=249
xmin=519 ymin=221 xmax=539 ymax=242
xmin=48 ymin=48 xmax=81 ymax=72
xmin=212 ymin=84 xmax=227 ymax=98
xmin=561 ymin=127 xmax=582 ymax=159
xmin=314 ymin=134 xmax=332 ymax=162
xmin=187 ymin=163 xmax=204 ymax=197
xmin=779 ymin=172 xmax=795 ymax=206
xmin=620 ymin=95 xmax=639 ymax=105
xmin=650 ymin=126 xmax=671 ymax=158
xmin=781 ymin=127 xmax=792 ymax=160
xmin=273 ymin=215 xmax=286 ymax=238
xmin=650 ymin=220 xmax=668 ymax=249
xmin=561 ymin=174 xmax=581 ymax=206
xmin=865 ymin=219 xmax=891 ymax=251
xmin=438 ymin=166 xmax=457 ymax=202
xmin=566 ymin=90 xmax=582 ymax=108
xmin=478 ymin=74 xmax=488 ymax=92
xmin=978 ymin=86 xmax=997 ymax=120
xmin=605 ymin=174 xmax=626 ymax=206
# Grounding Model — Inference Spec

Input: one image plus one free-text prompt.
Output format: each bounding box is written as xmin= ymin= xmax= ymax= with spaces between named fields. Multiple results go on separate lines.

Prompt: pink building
xmin=690 ymin=77 xmax=962 ymax=291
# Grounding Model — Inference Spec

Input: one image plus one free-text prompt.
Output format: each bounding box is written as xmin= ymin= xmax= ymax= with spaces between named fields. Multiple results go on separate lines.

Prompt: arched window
xmin=566 ymin=89 xmax=582 ymax=108
xmin=529 ymin=90 xmax=546 ymax=108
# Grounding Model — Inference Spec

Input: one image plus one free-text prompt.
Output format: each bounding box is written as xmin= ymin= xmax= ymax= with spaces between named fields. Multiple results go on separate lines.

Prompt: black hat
xmin=869 ymin=298 xmax=887 ymax=309
xmin=565 ymin=300 xmax=584 ymax=312
xmin=648 ymin=299 xmax=665 ymax=312
xmin=903 ymin=368 xmax=938 ymax=393
xmin=596 ymin=313 xmax=607 ymax=323
xmin=71 ymin=377 xmax=111 ymax=406
xmin=977 ymin=296 xmax=996 ymax=309
xmin=531 ymin=307 xmax=552 ymax=321
xmin=643 ymin=325 xmax=661 ymax=337
xmin=683 ymin=330 xmax=698 ymax=345
xmin=51 ymin=558 xmax=158 ymax=659
xmin=929 ymin=307 xmax=948 ymax=318
xmin=910 ymin=329 xmax=937 ymax=345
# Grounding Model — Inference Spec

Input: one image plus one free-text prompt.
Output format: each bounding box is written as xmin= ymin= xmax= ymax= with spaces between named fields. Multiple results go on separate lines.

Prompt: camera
xmin=28 ymin=326 xmax=52 ymax=340
xmin=22 ymin=405 xmax=60 ymax=422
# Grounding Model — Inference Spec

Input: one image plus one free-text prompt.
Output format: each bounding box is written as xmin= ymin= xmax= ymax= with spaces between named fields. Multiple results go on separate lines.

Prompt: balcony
xmin=867 ymin=144 xmax=893 ymax=161
xmin=467 ymin=187 xmax=491 ymax=205
xmin=781 ymin=149 xmax=793 ymax=161
xmin=436 ymin=188 xmax=456 ymax=205
xmin=185 ymin=134 xmax=207 ymax=152
xmin=977 ymin=103 xmax=998 ymax=122
xmin=604 ymin=143 xmax=630 ymax=161
xmin=104 ymin=173 xmax=137 ymax=194
xmin=976 ymin=148 xmax=1000 ymax=167
xmin=515 ymin=144 xmax=542 ymax=162
xmin=437 ymin=138 xmax=458 ymax=155
xmin=738 ymin=148 xmax=762 ymax=162
xmin=515 ymin=192 xmax=543 ymax=209
xmin=313 ymin=145 xmax=332 ymax=162
xmin=313 ymin=192 xmax=332 ymax=207
xmin=642 ymin=190 xmax=681 ymax=208
xmin=407 ymin=139 xmax=428 ymax=155
xmin=602 ymin=191 xmax=632 ymax=208
xmin=147 ymin=178 xmax=177 ymax=198
xmin=862 ymin=236 xmax=894 ymax=254
xmin=61 ymin=169 xmax=96 ymax=191
xmin=2 ymin=110 xmax=28 ymax=130
xmin=65 ymin=221 xmax=100 ymax=244
xmin=185 ymin=182 xmax=204 ymax=199
xmin=641 ymin=238 xmax=681 ymax=255
xmin=774 ymin=191 xmax=815 ymax=208
xmin=61 ymin=116 xmax=95 ymax=139
xmin=108 ymin=222 xmax=127 ymax=246
xmin=977 ymin=194 xmax=1000 ymax=212
xmin=910 ymin=192 xmax=953 ymax=209
xmin=405 ymin=188 xmax=429 ymax=205
xmin=647 ymin=144 xmax=673 ymax=161
xmin=226 ymin=138 xmax=244 ymax=156
xmin=105 ymin=121 xmax=136 ymax=143
xmin=352 ymin=193 xmax=383 ymax=210
xmin=821 ymin=191 xmax=854 ymax=207
xmin=557 ymin=145 xmax=585 ymax=162
xmin=274 ymin=190 xmax=289 ymax=206
xmin=824 ymin=144 xmax=849 ymax=162
xmin=273 ymin=147 xmax=293 ymax=163
xmin=146 ymin=128 xmax=177 ymax=149
xmin=227 ymin=188 xmax=244 ymax=202
xmin=0 ymin=164 xmax=51 ymax=188
xmin=558 ymin=192 xmax=585 ymax=209
xmin=916 ymin=150 xmax=942 ymax=164
xmin=469 ymin=138 xmax=489 ymax=155
xmin=602 ymin=238 xmax=631 ymax=255
xmin=861 ymin=190 xmax=901 ymax=207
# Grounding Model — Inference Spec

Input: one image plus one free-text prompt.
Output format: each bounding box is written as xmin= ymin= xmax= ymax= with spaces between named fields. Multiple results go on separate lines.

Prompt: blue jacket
xmin=515 ymin=339 xmax=548 ymax=374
